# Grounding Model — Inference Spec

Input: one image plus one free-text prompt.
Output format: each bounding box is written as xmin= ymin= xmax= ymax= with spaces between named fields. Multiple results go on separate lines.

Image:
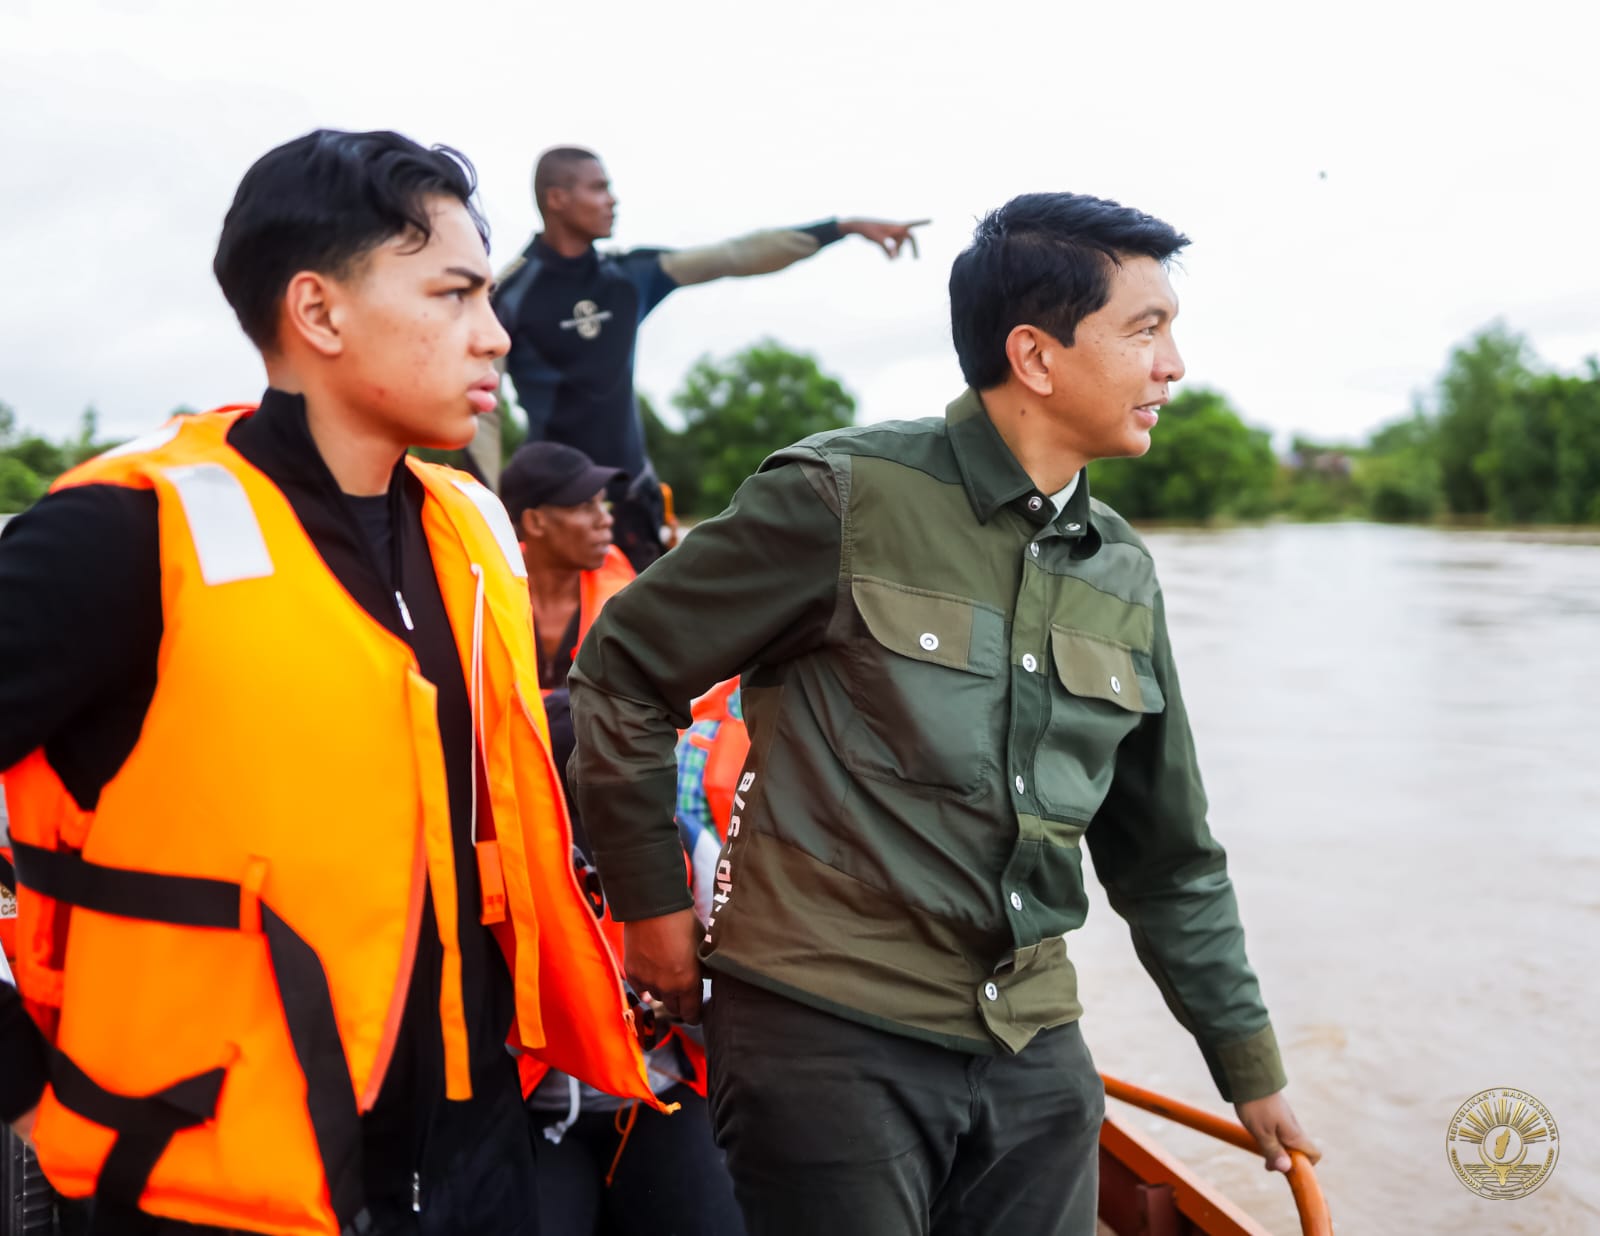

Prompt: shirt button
xmin=1022 ymin=653 xmax=1038 ymax=673
xmin=984 ymin=982 xmax=999 ymax=1002
xmin=1110 ymin=675 xmax=1122 ymax=694
xmin=1014 ymin=775 xmax=1025 ymax=794
xmin=1009 ymin=891 xmax=1023 ymax=911
xmin=1066 ymin=522 xmax=1082 ymax=532
xmin=1029 ymin=543 xmax=1040 ymax=558
xmin=1027 ymin=495 xmax=1043 ymax=512
xmin=919 ymin=632 xmax=940 ymax=652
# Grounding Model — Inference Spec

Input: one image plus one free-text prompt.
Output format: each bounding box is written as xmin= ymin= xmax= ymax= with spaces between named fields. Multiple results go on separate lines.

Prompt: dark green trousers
xmin=704 ymin=972 xmax=1105 ymax=1236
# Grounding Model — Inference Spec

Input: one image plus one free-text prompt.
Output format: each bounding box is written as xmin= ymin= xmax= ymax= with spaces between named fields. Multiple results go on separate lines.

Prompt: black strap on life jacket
xmin=261 ymin=902 xmax=367 ymax=1230
xmin=0 ymin=850 xmax=15 ymax=892
xmin=11 ymin=843 xmax=240 ymax=928
xmin=50 ymin=1049 xmax=226 ymax=1229
xmin=572 ymin=846 xmax=607 ymax=921
xmin=9 ymin=841 xmax=371 ymax=1234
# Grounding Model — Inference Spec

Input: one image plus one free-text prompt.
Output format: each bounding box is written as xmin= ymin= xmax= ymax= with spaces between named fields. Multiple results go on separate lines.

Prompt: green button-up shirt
xmin=569 ymin=389 xmax=1287 ymax=1103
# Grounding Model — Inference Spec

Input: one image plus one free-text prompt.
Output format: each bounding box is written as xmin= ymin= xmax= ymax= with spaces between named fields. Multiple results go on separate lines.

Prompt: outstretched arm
xmin=658 ymin=218 xmax=928 ymax=287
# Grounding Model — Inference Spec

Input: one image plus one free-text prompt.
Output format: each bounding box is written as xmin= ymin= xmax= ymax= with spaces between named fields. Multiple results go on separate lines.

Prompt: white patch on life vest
xmin=98 ymin=422 xmax=182 ymax=460
xmin=450 ymin=476 xmax=528 ymax=580
xmin=164 ymin=463 xmax=275 ymax=586
xmin=0 ymin=947 xmax=12 ymax=988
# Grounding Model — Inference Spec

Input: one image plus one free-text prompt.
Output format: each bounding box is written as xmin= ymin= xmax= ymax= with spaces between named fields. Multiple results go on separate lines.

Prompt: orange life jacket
xmin=516 ymin=860 xmax=708 ymax=1102
xmin=577 ymin=545 xmax=635 ymax=652
xmin=690 ymin=679 xmax=752 ymax=839
xmin=0 ymin=409 xmax=662 ymax=1236
xmin=536 ymin=545 xmax=633 ymax=688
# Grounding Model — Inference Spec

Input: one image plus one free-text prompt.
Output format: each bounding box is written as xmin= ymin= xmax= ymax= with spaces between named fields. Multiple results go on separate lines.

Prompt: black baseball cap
xmin=499 ymin=442 xmax=627 ymax=523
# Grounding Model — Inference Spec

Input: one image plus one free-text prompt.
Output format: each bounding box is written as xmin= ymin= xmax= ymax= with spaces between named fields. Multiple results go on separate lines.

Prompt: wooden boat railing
xmin=1100 ymin=1074 xmax=1332 ymax=1236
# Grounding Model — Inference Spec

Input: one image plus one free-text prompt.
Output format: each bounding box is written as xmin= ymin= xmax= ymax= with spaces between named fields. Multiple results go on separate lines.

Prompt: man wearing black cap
xmin=500 ymin=440 xmax=632 ymax=690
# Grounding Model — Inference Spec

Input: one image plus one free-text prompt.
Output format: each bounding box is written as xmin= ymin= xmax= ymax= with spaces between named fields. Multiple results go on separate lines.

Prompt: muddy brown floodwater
xmin=1073 ymin=522 xmax=1600 ymax=1234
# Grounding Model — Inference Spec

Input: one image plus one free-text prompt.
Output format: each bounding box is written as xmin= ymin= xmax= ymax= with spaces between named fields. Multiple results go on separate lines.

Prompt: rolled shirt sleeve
xmin=656 ymin=221 xmax=843 ymax=288
xmin=1085 ymin=587 xmax=1288 ymax=1103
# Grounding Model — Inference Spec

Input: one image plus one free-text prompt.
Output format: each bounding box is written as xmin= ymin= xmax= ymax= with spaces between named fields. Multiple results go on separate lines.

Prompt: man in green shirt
xmin=567 ymin=192 xmax=1320 ymax=1236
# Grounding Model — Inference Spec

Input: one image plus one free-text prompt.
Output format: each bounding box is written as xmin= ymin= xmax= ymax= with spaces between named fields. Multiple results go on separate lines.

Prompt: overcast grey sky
xmin=2 ymin=0 xmax=1594 ymax=447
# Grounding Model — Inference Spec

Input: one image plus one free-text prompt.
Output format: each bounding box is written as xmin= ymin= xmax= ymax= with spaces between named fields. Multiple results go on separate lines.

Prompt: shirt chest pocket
xmin=843 ymin=576 xmax=1006 ymax=796
xmin=1033 ymin=626 xmax=1166 ymax=819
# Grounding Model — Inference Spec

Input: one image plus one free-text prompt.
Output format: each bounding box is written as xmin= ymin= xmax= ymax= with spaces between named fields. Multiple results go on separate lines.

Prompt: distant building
xmin=1287 ymin=447 xmax=1354 ymax=477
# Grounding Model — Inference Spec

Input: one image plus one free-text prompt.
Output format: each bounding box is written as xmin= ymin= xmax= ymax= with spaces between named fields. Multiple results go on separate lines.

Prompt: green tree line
xmin=0 ymin=404 xmax=124 ymax=513
xmin=1051 ymin=320 xmax=1600 ymax=526
xmin=6 ymin=323 xmax=1597 ymax=525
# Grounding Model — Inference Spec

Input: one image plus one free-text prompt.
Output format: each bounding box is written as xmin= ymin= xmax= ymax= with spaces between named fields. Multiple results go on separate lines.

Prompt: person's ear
xmin=518 ymin=507 xmax=545 ymax=542
xmin=1004 ymin=324 xmax=1056 ymax=399
xmin=280 ymin=271 xmax=345 ymax=359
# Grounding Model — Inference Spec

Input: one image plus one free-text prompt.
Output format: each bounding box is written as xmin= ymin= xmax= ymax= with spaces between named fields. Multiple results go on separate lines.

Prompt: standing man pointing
xmin=567 ymin=192 xmax=1320 ymax=1235
xmin=491 ymin=145 xmax=927 ymax=570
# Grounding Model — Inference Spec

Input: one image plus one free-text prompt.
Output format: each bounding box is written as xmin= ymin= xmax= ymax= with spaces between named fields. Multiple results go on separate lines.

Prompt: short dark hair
xmin=213 ymin=129 xmax=488 ymax=349
xmin=949 ymin=193 xmax=1190 ymax=390
xmin=533 ymin=146 xmax=601 ymax=213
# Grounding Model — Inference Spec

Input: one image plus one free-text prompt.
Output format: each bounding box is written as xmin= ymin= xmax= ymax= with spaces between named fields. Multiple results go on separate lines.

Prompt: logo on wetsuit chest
xmin=560 ymin=299 xmax=614 ymax=340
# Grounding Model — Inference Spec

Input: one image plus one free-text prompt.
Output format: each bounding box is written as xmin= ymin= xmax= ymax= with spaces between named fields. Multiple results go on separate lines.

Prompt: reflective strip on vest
xmin=163 ymin=463 xmax=275 ymax=586
xmin=97 ymin=423 xmax=182 ymax=461
xmin=450 ymin=476 xmax=527 ymax=579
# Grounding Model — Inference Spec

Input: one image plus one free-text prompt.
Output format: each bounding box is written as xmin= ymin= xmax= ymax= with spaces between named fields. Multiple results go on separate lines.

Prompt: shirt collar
xmin=945 ymin=388 xmax=1094 ymax=538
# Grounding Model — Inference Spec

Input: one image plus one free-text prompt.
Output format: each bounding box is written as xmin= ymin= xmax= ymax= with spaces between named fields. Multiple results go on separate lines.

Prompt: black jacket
xmin=0 ymin=392 xmax=520 ymax=1219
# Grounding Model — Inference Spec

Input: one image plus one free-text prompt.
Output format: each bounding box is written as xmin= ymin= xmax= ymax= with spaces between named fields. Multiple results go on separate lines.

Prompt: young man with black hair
xmin=490 ymin=146 xmax=927 ymax=571
xmin=567 ymin=192 xmax=1321 ymax=1235
xmin=0 ymin=128 xmax=659 ymax=1236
